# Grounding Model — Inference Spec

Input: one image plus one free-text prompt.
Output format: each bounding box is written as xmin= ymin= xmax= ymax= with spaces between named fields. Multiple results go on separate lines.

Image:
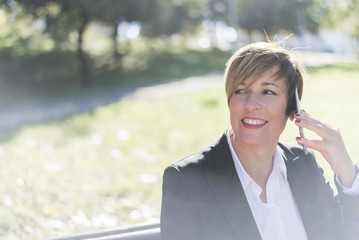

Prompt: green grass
xmin=0 ymin=62 xmax=359 ymax=239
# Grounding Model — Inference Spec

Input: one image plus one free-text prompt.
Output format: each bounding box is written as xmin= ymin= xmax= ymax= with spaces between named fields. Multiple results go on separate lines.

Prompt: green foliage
xmin=310 ymin=0 xmax=359 ymax=38
xmin=1 ymin=0 xmax=359 ymax=89
xmin=0 ymin=50 xmax=78 ymax=83
xmin=143 ymin=0 xmax=203 ymax=37
xmin=0 ymin=41 xmax=230 ymax=108
xmin=1 ymin=0 xmax=204 ymax=44
xmin=204 ymin=0 xmax=321 ymax=37
xmin=1 ymin=0 xmax=358 ymax=48
xmin=0 ymin=49 xmax=83 ymax=108
xmin=119 ymin=41 xmax=230 ymax=79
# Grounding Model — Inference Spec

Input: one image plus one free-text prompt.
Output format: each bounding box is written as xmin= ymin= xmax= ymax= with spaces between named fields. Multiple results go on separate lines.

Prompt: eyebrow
xmin=262 ymin=82 xmax=280 ymax=88
xmin=239 ymin=81 xmax=280 ymax=88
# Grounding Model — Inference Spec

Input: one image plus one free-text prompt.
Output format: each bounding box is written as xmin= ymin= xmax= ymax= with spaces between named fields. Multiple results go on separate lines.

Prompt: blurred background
xmin=0 ymin=0 xmax=358 ymax=239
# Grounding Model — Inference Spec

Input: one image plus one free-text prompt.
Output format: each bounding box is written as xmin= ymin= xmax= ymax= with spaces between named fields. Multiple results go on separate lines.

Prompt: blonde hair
xmin=224 ymin=42 xmax=304 ymax=115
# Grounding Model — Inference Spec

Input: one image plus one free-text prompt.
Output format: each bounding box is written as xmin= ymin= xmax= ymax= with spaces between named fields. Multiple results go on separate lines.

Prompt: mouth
xmin=241 ymin=118 xmax=267 ymax=128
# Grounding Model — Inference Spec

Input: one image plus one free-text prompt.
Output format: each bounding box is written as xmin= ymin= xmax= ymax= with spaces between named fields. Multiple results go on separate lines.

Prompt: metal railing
xmin=43 ymin=222 xmax=160 ymax=240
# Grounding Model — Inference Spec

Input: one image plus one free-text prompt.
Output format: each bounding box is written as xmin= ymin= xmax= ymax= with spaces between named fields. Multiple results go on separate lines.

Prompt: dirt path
xmin=0 ymin=72 xmax=224 ymax=132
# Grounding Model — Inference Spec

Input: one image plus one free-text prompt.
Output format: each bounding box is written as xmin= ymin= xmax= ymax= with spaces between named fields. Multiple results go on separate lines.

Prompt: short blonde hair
xmin=224 ymin=42 xmax=304 ymax=115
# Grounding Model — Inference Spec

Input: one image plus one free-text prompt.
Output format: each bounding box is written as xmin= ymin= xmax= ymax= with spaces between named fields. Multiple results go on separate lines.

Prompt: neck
xmin=230 ymin=132 xmax=277 ymax=188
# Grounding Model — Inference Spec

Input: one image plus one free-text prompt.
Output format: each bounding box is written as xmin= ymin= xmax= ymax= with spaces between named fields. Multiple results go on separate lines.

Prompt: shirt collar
xmin=272 ymin=145 xmax=287 ymax=180
xmin=225 ymin=128 xmax=288 ymax=190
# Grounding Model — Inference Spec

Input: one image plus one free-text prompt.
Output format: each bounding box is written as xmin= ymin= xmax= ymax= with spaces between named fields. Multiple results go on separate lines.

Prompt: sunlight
xmin=117 ymin=21 xmax=141 ymax=40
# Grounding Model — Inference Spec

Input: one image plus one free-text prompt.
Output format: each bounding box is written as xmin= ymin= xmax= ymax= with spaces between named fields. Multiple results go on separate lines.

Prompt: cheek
xmin=275 ymin=100 xmax=289 ymax=124
xmin=275 ymin=97 xmax=288 ymax=112
xmin=268 ymin=98 xmax=288 ymax=121
xmin=228 ymin=99 xmax=242 ymax=128
xmin=278 ymin=103 xmax=288 ymax=117
xmin=228 ymin=98 xmax=242 ymax=116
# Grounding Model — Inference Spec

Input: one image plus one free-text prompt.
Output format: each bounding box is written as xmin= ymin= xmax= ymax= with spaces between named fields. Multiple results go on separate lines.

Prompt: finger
xmin=294 ymin=110 xmax=338 ymax=138
xmin=295 ymin=119 xmax=334 ymax=140
xmin=296 ymin=137 xmax=330 ymax=158
xmin=295 ymin=110 xmax=322 ymax=124
xmin=295 ymin=111 xmax=337 ymax=131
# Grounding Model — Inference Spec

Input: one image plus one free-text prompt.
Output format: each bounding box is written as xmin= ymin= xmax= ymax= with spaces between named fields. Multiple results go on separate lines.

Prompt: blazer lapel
xmin=205 ymin=134 xmax=261 ymax=240
xmin=280 ymin=144 xmax=319 ymax=240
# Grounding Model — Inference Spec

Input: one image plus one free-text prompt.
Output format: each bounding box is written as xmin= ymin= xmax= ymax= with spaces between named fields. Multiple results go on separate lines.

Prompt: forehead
xmin=240 ymin=65 xmax=287 ymax=87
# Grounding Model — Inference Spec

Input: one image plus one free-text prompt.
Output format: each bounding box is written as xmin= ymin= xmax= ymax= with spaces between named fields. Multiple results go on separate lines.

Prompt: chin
xmin=237 ymin=137 xmax=265 ymax=147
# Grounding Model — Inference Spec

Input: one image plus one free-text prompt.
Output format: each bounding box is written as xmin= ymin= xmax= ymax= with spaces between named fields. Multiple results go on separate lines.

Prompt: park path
xmin=0 ymin=52 xmax=356 ymax=132
xmin=0 ymin=72 xmax=224 ymax=132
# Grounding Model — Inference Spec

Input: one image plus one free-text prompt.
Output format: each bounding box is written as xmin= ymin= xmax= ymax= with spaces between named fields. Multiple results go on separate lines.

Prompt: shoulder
xmin=278 ymin=142 xmax=323 ymax=174
xmin=167 ymin=133 xmax=228 ymax=173
xmin=162 ymin=141 xmax=218 ymax=193
xmin=278 ymin=142 xmax=326 ymax=182
xmin=169 ymin=145 xmax=215 ymax=172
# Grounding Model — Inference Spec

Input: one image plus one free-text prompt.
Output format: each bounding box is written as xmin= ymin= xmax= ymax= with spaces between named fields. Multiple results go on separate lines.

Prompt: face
xmin=228 ymin=65 xmax=289 ymax=148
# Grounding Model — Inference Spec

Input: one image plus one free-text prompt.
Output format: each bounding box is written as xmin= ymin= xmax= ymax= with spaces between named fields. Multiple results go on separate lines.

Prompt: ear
xmin=289 ymin=111 xmax=296 ymax=121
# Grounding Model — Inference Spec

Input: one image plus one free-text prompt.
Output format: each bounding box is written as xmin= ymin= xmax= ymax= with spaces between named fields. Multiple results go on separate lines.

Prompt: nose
xmin=244 ymin=92 xmax=262 ymax=111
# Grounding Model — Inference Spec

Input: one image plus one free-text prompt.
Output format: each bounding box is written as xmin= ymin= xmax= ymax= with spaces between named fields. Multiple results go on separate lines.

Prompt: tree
xmin=91 ymin=0 xmax=158 ymax=66
xmin=203 ymin=0 xmax=321 ymax=41
xmin=308 ymin=0 xmax=359 ymax=55
xmin=60 ymin=0 xmax=94 ymax=86
xmin=140 ymin=0 xmax=203 ymax=38
xmin=236 ymin=0 xmax=320 ymax=38
xmin=0 ymin=0 xmax=206 ymax=85
xmin=0 ymin=0 xmax=97 ymax=85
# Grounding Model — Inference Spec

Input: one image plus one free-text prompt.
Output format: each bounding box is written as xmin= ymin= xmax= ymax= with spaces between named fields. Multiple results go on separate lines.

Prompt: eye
xmin=263 ymin=90 xmax=277 ymax=95
xmin=234 ymin=89 xmax=246 ymax=94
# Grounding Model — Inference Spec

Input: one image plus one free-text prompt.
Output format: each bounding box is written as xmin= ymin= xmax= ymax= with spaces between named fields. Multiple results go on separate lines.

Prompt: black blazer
xmin=161 ymin=133 xmax=359 ymax=240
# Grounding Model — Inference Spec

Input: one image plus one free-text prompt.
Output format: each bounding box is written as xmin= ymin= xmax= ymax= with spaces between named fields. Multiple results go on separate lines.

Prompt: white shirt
xmin=226 ymin=128 xmax=359 ymax=240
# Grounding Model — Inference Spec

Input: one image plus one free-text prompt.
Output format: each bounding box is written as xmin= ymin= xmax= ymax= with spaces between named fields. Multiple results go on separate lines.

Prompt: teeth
xmin=243 ymin=119 xmax=266 ymax=125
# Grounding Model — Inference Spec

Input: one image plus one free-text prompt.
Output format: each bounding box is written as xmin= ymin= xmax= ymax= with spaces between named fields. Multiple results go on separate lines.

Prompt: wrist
xmin=337 ymin=164 xmax=358 ymax=188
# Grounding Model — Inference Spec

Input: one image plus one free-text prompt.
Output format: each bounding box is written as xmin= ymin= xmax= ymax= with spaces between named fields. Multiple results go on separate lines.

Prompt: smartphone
xmin=295 ymin=88 xmax=308 ymax=154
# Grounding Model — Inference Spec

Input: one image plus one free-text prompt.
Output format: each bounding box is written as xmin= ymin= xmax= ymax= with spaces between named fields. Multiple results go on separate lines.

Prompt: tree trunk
xmin=77 ymin=8 xmax=90 ymax=86
xmin=112 ymin=22 xmax=121 ymax=69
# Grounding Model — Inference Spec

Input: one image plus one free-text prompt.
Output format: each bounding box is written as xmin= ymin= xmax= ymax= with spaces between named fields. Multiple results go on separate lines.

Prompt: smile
xmin=241 ymin=118 xmax=267 ymax=128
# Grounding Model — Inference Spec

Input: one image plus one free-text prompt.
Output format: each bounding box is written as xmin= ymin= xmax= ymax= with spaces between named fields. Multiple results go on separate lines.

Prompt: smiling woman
xmin=160 ymin=42 xmax=359 ymax=240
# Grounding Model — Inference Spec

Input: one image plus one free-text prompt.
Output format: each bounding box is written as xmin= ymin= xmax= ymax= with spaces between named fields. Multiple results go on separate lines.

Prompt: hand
xmin=294 ymin=110 xmax=357 ymax=188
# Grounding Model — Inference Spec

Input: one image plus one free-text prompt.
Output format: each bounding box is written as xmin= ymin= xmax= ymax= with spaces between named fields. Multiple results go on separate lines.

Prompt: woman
xmin=160 ymin=42 xmax=359 ymax=240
